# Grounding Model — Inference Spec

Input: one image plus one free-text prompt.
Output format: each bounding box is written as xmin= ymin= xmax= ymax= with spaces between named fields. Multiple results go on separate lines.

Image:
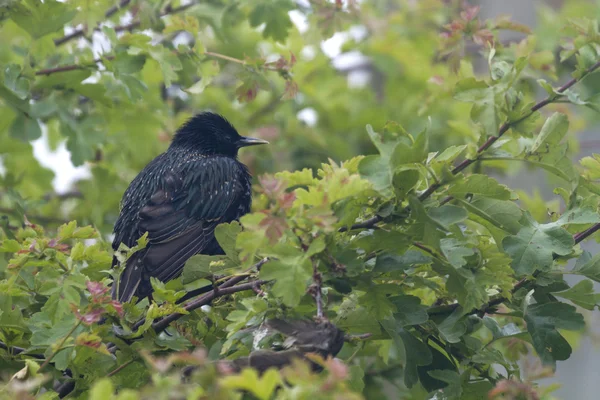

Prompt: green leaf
xmin=10 ymin=0 xmax=77 ymax=39
xmin=433 ymin=306 xmax=467 ymax=343
xmin=530 ymin=113 xmax=569 ymax=153
xmin=214 ymin=221 xmax=242 ymax=260
xmin=248 ymin=0 xmax=294 ymax=42
xmin=440 ymin=238 xmax=475 ymax=268
xmin=182 ymin=254 xmax=233 ymax=283
xmin=502 ymin=212 xmax=574 ymax=276
xmin=553 ymin=279 xmax=600 ymax=310
xmin=306 ymin=236 xmax=326 ymax=257
xmin=3 ymin=64 xmax=30 ymax=100
xmin=260 ymin=258 xmax=311 ymax=307
xmin=449 ymin=174 xmax=512 ymax=200
xmin=373 ymin=250 xmax=431 ymax=274
xmin=34 ymin=70 xmax=92 ymax=90
xmin=458 ymin=196 xmax=522 ymax=234
xmin=10 ymin=114 xmax=41 ymax=141
xmin=482 ymin=316 xmax=525 ymax=344
xmin=572 ymin=251 xmax=600 ymax=282
xmin=381 ymin=319 xmax=432 ymax=388
xmin=390 ymin=295 xmax=429 ymax=326
xmin=221 ymin=368 xmax=281 ymax=400
xmin=89 ymin=378 xmax=115 ymax=400
xmin=524 ymin=302 xmax=584 ymax=366
xmin=358 ymin=155 xmax=392 ymax=197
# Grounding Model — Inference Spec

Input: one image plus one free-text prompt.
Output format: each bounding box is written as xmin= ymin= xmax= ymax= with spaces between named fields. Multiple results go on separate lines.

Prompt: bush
xmin=2 ymin=1 xmax=600 ymax=399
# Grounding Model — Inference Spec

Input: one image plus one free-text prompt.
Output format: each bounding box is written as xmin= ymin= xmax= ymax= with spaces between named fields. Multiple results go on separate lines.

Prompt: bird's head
xmin=170 ymin=112 xmax=268 ymax=156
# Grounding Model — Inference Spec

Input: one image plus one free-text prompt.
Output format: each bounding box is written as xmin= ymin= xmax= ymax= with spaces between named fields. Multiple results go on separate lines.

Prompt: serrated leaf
xmin=358 ymin=155 xmax=392 ymax=197
xmin=220 ymin=368 xmax=281 ymax=400
xmin=381 ymin=319 xmax=432 ymax=388
xmin=10 ymin=114 xmax=41 ymax=141
xmin=449 ymin=174 xmax=511 ymax=200
xmin=260 ymin=258 xmax=311 ymax=307
xmin=482 ymin=316 xmax=525 ymax=344
xmin=373 ymin=250 xmax=431 ymax=274
xmin=215 ymin=221 xmax=241 ymax=260
xmin=390 ymin=295 xmax=429 ymax=326
xmin=10 ymin=0 xmax=77 ymax=39
xmin=502 ymin=212 xmax=574 ymax=276
xmin=89 ymin=378 xmax=114 ymax=400
xmin=248 ymin=0 xmax=294 ymax=42
xmin=458 ymin=196 xmax=522 ymax=234
xmin=440 ymin=238 xmax=475 ymax=268
xmin=531 ymin=113 xmax=569 ymax=153
xmin=572 ymin=251 xmax=600 ymax=282
xmin=524 ymin=302 xmax=584 ymax=366
xmin=553 ymin=279 xmax=600 ymax=310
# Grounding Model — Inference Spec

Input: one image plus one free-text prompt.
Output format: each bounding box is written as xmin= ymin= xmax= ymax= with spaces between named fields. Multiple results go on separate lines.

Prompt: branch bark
xmin=54 ymin=1 xmax=199 ymax=47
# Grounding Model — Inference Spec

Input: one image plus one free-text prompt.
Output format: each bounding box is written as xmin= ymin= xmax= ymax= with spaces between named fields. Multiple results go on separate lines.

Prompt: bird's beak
xmin=237 ymin=136 xmax=269 ymax=148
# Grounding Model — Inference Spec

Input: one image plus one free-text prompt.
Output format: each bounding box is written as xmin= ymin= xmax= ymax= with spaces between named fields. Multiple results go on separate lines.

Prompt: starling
xmin=111 ymin=112 xmax=268 ymax=303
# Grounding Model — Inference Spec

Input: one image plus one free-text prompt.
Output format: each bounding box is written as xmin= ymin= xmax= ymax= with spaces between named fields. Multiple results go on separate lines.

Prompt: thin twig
xmin=54 ymin=0 xmax=133 ymax=46
xmin=35 ymin=56 xmax=114 ymax=76
xmin=574 ymin=222 xmax=600 ymax=244
xmin=54 ymin=1 xmax=199 ymax=46
xmin=39 ymin=321 xmax=81 ymax=371
xmin=107 ymin=359 xmax=134 ymax=377
xmin=310 ymin=260 xmax=324 ymax=319
xmin=338 ymin=215 xmax=382 ymax=232
xmin=152 ymin=280 xmax=267 ymax=334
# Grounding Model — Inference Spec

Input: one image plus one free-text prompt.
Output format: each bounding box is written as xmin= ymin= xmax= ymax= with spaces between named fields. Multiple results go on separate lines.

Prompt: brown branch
xmin=451 ymin=60 xmax=600 ymax=175
xmin=429 ymin=221 xmax=600 ymax=317
xmin=152 ymin=280 xmax=268 ymax=333
xmin=107 ymin=359 xmax=133 ymax=377
xmin=574 ymin=222 xmax=600 ymax=244
xmin=54 ymin=1 xmax=199 ymax=47
xmin=132 ymin=258 xmax=270 ymax=334
xmin=35 ymin=56 xmax=114 ymax=76
xmin=53 ymin=0 xmax=132 ymax=46
xmin=338 ymin=215 xmax=383 ymax=232
xmin=310 ymin=260 xmax=324 ymax=319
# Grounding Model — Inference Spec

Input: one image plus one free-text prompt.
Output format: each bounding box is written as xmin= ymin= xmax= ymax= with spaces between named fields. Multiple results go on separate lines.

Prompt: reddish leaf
xmin=87 ymin=281 xmax=109 ymax=300
xmin=260 ymin=215 xmax=288 ymax=244
xmin=76 ymin=308 xmax=105 ymax=325
xmin=258 ymin=175 xmax=286 ymax=198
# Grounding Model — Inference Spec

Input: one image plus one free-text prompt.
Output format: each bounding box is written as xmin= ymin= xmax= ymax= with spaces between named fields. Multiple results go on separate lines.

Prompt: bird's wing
xmin=114 ymin=157 xmax=248 ymax=302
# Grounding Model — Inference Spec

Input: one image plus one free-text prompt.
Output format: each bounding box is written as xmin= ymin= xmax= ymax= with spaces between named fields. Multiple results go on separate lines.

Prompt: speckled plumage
xmin=111 ymin=112 xmax=267 ymax=302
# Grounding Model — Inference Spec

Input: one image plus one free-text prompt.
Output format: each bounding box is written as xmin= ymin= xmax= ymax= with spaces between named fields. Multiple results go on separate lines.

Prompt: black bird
xmin=111 ymin=112 xmax=268 ymax=303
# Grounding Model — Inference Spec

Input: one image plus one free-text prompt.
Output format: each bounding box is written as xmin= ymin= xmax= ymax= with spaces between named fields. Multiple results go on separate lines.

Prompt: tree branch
xmin=35 ymin=56 xmax=114 ymax=76
xmin=54 ymin=1 xmax=200 ymax=47
xmin=310 ymin=260 xmax=324 ymax=319
xmin=338 ymin=215 xmax=382 ymax=232
xmin=152 ymin=280 xmax=268 ymax=334
xmin=132 ymin=258 xmax=270 ymax=334
xmin=428 ymin=221 xmax=600 ymax=317
xmin=54 ymin=0 xmax=132 ymax=46
xmin=346 ymin=59 xmax=600 ymax=231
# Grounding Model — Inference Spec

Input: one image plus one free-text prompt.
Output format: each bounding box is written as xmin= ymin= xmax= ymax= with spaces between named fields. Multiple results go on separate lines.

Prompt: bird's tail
xmin=112 ymin=254 xmax=143 ymax=303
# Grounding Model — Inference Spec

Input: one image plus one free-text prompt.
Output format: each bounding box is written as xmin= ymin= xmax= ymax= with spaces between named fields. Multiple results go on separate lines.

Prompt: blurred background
xmin=2 ymin=0 xmax=600 ymax=397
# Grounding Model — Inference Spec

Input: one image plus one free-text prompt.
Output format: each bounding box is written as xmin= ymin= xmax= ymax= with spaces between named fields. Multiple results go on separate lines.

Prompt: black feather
xmin=111 ymin=112 xmax=267 ymax=302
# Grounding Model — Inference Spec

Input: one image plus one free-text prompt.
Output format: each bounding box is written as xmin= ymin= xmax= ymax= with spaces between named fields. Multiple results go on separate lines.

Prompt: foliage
xmin=2 ymin=0 xmax=600 ymax=399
